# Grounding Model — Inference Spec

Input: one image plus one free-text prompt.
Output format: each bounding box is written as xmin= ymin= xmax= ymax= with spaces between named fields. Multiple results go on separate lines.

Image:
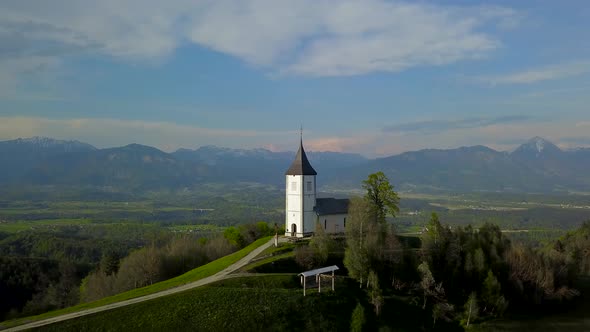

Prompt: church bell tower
xmin=285 ymin=137 xmax=317 ymax=237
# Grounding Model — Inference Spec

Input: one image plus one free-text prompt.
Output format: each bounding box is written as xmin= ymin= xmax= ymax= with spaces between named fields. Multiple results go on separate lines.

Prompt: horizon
xmin=4 ymin=135 xmax=578 ymax=158
xmin=1 ymin=1 xmax=589 ymax=157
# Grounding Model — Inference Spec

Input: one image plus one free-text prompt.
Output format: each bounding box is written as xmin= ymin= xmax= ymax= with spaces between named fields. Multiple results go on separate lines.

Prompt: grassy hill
xmin=0 ymin=237 xmax=272 ymax=330
xmin=33 ymin=275 xmax=357 ymax=331
xmin=32 ymin=273 xmax=444 ymax=332
xmin=24 ymin=239 xmax=450 ymax=332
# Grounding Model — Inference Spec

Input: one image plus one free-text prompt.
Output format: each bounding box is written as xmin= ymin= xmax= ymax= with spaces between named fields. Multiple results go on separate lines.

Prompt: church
xmin=285 ymin=138 xmax=349 ymax=237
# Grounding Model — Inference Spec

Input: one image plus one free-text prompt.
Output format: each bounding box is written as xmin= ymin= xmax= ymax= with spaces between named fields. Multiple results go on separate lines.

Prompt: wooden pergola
xmin=298 ymin=265 xmax=339 ymax=296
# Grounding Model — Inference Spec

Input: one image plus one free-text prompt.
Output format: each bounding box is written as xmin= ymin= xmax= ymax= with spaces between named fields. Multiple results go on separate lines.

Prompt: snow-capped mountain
xmin=9 ymin=137 xmax=97 ymax=152
xmin=511 ymin=136 xmax=563 ymax=158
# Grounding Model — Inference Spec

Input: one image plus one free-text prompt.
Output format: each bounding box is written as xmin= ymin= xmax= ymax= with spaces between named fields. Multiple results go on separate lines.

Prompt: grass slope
xmin=34 ymin=275 xmax=446 ymax=332
xmin=34 ymin=275 xmax=360 ymax=332
xmin=0 ymin=237 xmax=272 ymax=329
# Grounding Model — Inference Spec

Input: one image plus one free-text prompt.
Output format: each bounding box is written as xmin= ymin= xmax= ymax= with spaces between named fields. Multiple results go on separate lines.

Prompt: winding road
xmin=3 ymin=237 xmax=284 ymax=332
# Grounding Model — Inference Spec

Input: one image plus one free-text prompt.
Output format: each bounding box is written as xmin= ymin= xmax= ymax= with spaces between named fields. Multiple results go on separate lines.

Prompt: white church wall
xmin=302 ymin=175 xmax=316 ymax=234
xmin=285 ymin=175 xmax=302 ymax=236
xmin=318 ymin=214 xmax=348 ymax=234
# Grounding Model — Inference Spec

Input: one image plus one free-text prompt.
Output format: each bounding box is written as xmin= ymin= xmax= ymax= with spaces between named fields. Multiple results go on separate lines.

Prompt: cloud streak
xmin=382 ymin=115 xmax=533 ymax=134
xmin=480 ymin=61 xmax=590 ymax=85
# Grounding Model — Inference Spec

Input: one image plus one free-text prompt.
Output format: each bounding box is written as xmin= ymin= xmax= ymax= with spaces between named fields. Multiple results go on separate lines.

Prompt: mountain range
xmin=1 ymin=136 xmax=590 ymax=194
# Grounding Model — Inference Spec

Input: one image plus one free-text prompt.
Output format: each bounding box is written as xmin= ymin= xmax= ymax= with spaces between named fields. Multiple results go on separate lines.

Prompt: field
xmin=2 ymin=189 xmax=589 ymax=237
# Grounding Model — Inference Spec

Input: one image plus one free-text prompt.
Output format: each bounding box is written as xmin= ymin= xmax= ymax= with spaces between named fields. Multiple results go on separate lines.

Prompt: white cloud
xmin=481 ymin=61 xmax=590 ymax=85
xmin=0 ymin=0 xmax=517 ymax=78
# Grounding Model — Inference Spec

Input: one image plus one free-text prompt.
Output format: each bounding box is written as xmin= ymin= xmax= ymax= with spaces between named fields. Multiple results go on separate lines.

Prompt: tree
xmin=344 ymin=197 xmax=372 ymax=287
xmin=367 ymin=270 xmax=383 ymax=315
xmin=294 ymin=245 xmax=315 ymax=270
xmin=432 ymin=302 xmax=454 ymax=327
xmin=473 ymin=248 xmax=486 ymax=274
xmin=418 ymin=262 xmax=435 ymax=309
xmin=309 ymin=221 xmax=335 ymax=266
xmin=481 ymin=270 xmax=507 ymax=316
xmin=462 ymin=292 xmax=479 ymax=328
xmin=100 ymin=251 xmax=120 ymax=276
xmin=224 ymin=227 xmax=245 ymax=248
xmin=362 ymin=171 xmax=400 ymax=223
xmin=350 ymin=302 xmax=366 ymax=332
xmin=115 ymin=246 xmax=163 ymax=292
xmin=382 ymin=224 xmax=402 ymax=286
xmin=422 ymin=213 xmax=444 ymax=248
xmin=79 ymin=270 xmax=117 ymax=302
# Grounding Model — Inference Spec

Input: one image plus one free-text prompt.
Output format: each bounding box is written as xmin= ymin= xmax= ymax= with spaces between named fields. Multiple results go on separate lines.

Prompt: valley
xmin=1 ymin=137 xmax=590 ymax=331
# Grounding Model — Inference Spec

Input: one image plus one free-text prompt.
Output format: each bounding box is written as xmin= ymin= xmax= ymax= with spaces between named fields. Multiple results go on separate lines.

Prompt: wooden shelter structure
xmin=297 ymin=265 xmax=339 ymax=296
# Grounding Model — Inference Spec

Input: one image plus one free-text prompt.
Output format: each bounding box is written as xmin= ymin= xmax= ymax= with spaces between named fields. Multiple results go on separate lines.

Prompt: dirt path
xmin=4 ymin=237 xmax=284 ymax=332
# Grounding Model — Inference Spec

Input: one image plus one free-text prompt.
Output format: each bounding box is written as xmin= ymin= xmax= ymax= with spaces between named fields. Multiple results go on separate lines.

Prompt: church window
xmin=306 ymin=181 xmax=312 ymax=191
xmin=324 ymin=219 xmax=327 ymax=229
xmin=344 ymin=217 xmax=346 ymax=228
xmin=291 ymin=182 xmax=297 ymax=191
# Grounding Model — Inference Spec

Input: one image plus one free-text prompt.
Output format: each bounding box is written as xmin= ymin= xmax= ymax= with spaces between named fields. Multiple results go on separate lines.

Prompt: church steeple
xmin=285 ymin=132 xmax=317 ymax=238
xmin=285 ymin=137 xmax=317 ymax=175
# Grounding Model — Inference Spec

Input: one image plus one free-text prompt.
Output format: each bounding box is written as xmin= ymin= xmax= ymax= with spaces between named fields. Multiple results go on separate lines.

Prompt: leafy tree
xmin=224 ymin=227 xmax=245 ymax=248
xmin=382 ymin=224 xmax=402 ymax=286
xmin=294 ymin=245 xmax=315 ymax=270
xmin=100 ymin=251 xmax=120 ymax=276
xmin=418 ymin=262 xmax=435 ymax=309
xmin=432 ymin=302 xmax=454 ymax=327
xmin=79 ymin=271 xmax=117 ymax=302
xmin=344 ymin=197 xmax=372 ymax=287
xmin=481 ymin=270 xmax=507 ymax=316
xmin=473 ymin=248 xmax=486 ymax=274
xmin=203 ymin=236 xmax=233 ymax=262
xmin=350 ymin=302 xmax=366 ymax=332
xmin=367 ymin=270 xmax=383 ymax=315
xmin=362 ymin=171 xmax=400 ymax=223
xmin=309 ymin=221 xmax=335 ymax=267
xmin=115 ymin=246 xmax=163 ymax=292
xmin=462 ymin=292 xmax=479 ymax=328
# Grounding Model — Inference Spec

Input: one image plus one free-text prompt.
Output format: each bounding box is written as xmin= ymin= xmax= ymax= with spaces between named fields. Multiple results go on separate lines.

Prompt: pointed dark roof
xmin=285 ymin=139 xmax=317 ymax=175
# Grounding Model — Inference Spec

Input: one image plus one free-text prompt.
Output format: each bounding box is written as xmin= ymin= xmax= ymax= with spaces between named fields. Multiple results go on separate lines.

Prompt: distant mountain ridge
xmin=1 ymin=136 xmax=590 ymax=193
xmin=0 ymin=137 xmax=97 ymax=184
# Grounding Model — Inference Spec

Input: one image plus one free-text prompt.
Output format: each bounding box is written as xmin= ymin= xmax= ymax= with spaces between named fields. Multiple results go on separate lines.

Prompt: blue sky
xmin=0 ymin=0 xmax=589 ymax=156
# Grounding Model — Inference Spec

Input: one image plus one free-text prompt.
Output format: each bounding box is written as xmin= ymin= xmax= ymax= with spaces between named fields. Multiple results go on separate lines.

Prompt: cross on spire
xmin=300 ymin=124 xmax=303 ymax=142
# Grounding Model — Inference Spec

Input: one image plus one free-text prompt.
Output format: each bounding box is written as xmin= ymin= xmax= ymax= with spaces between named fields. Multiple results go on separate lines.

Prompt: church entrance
xmin=291 ymin=223 xmax=297 ymax=237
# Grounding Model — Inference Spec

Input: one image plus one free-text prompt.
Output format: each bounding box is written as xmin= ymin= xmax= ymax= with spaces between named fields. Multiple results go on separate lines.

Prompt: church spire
xmin=300 ymin=124 xmax=303 ymax=144
xmin=285 ymin=128 xmax=317 ymax=175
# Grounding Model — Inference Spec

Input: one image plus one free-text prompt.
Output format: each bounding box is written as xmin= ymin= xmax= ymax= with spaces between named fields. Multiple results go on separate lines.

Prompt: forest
xmin=292 ymin=172 xmax=590 ymax=329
